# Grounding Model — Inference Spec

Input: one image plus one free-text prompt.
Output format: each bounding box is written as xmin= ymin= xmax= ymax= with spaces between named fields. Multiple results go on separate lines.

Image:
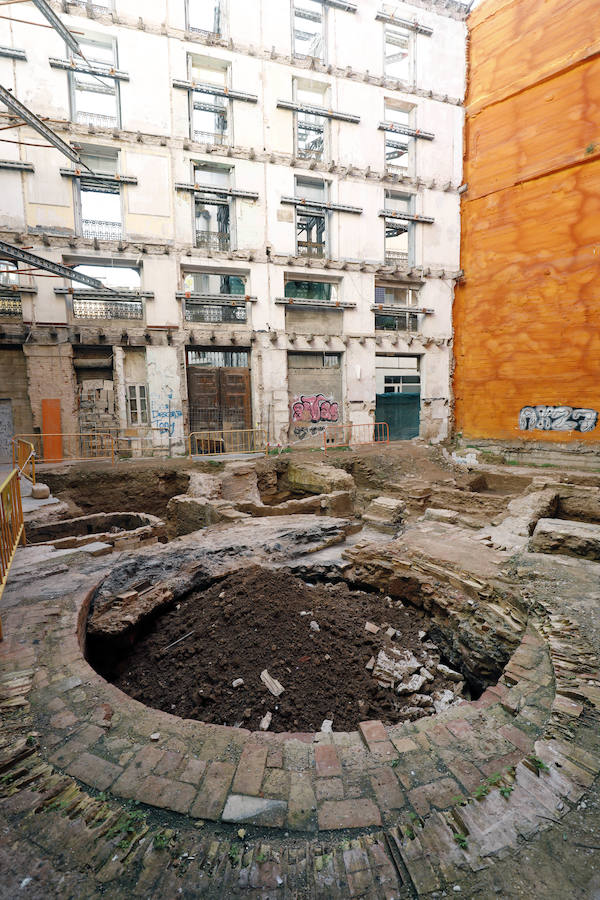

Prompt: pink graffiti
xmin=291 ymin=394 xmax=339 ymax=424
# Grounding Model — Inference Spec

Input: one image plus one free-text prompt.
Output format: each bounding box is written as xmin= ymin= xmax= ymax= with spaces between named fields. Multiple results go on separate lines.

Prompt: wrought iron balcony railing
xmin=195 ymin=230 xmax=230 ymax=251
xmin=297 ymin=240 xmax=325 ymax=258
xmin=184 ymin=302 xmax=247 ymax=324
xmin=0 ymin=296 xmax=23 ymax=317
xmin=82 ymin=219 xmax=123 ymax=241
xmin=76 ymin=111 xmax=118 ymax=128
xmin=194 ymin=130 xmax=228 ymax=145
xmin=73 ymin=297 xmax=143 ymax=320
xmin=385 ymin=250 xmax=409 ymax=265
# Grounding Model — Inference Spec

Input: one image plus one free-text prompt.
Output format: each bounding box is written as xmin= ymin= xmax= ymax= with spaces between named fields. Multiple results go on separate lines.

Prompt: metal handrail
xmin=0 ymin=468 xmax=25 ymax=640
xmin=14 ymin=433 xmax=115 ymax=465
xmin=189 ymin=428 xmax=268 ymax=456
xmin=12 ymin=438 xmax=36 ymax=484
xmin=323 ymin=422 xmax=390 ymax=454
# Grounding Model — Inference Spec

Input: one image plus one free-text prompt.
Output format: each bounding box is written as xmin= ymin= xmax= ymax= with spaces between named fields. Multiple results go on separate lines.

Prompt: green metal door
xmin=376 ymin=392 xmax=420 ymax=440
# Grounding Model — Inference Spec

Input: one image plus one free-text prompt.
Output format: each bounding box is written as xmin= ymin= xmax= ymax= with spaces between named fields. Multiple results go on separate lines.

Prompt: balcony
xmin=76 ymin=111 xmax=118 ymax=129
xmin=73 ymin=297 xmax=143 ymax=320
xmin=82 ymin=219 xmax=123 ymax=241
xmin=0 ymin=296 xmax=22 ymax=317
xmin=193 ymin=130 xmax=228 ymax=145
xmin=297 ymin=240 xmax=325 ymax=259
xmin=195 ymin=230 xmax=230 ymax=251
xmin=184 ymin=302 xmax=247 ymax=324
xmin=385 ymin=250 xmax=409 ymax=266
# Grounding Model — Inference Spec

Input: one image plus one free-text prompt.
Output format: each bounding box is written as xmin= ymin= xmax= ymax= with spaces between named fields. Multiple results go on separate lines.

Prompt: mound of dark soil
xmin=109 ymin=566 xmax=457 ymax=732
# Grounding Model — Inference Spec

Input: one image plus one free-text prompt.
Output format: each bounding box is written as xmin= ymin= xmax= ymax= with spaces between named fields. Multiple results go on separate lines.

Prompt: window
xmin=323 ymin=353 xmax=341 ymax=368
xmin=384 ymin=190 xmax=414 ymax=266
xmin=384 ymin=25 xmax=412 ymax=81
xmin=186 ymin=0 xmax=221 ymax=34
xmin=284 ymin=279 xmax=335 ymax=302
xmin=293 ymin=1 xmax=325 ymax=61
xmin=70 ymin=36 xmax=120 ymax=128
xmin=183 ymin=270 xmax=247 ymax=323
xmin=194 ymin=165 xmax=231 ymax=251
xmin=0 ymin=261 xmax=22 ymax=317
xmin=77 ymin=149 xmax=122 ymax=241
xmin=183 ymin=271 xmax=245 ymax=295
xmin=189 ymin=56 xmax=229 ymax=145
xmin=71 ymin=263 xmax=142 ymax=319
xmin=374 ymin=285 xmax=417 ymax=306
xmin=384 ymin=103 xmax=414 ymax=174
xmin=294 ymin=79 xmax=328 ymax=160
xmin=295 ymin=177 xmax=327 ymax=258
xmin=127 ymin=384 xmax=149 ymax=425
xmin=375 ymin=312 xmax=419 ymax=332
xmin=384 ymin=373 xmax=420 ymax=392
xmin=187 ymin=349 xmax=249 ymax=367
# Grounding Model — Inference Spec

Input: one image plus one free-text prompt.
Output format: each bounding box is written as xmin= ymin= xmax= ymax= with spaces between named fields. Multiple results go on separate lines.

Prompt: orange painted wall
xmin=453 ymin=0 xmax=600 ymax=441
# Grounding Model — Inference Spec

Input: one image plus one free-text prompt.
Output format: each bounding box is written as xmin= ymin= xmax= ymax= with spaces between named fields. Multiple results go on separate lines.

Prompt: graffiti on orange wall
xmin=519 ymin=406 xmax=598 ymax=433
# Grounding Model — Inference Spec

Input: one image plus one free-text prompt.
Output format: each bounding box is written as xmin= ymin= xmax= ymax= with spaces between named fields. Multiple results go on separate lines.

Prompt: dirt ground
xmin=109 ymin=565 xmax=458 ymax=732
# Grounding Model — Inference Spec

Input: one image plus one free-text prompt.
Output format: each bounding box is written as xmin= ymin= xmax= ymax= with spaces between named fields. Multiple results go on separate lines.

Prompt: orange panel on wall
xmin=41 ymin=399 xmax=62 ymax=462
xmin=454 ymin=0 xmax=600 ymax=442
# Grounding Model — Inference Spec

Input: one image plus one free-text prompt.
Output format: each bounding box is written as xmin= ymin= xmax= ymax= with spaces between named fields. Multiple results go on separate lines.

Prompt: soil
xmin=42 ymin=462 xmax=197 ymax=518
xmin=109 ymin=565 xmax=459 ymax=732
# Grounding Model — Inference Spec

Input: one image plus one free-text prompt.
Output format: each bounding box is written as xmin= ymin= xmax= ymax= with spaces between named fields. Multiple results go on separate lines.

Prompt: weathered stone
xmin=362 ymin=496 xmax=405 ymax=532
xmin=222 ymin=794 xmax=287 ymax=827
xmin=166 ymin=495 xmax=249 ymax=538
xmin=436 ymin=663 xmax=463 ymax=682
xmin=424 ymin=507 xmax=459 ymax=523
xmin=372 ymin=648 xmax=421 ymax=685
xmin=287 ymin=462 xmax=355 ymax=496
xmin=530 ymin=517 xmax=600 ymax=560
xmin=397 ymin=673 xmax=427 ymax=695
xmin=31 ymin=483 xmax=50 ymax=499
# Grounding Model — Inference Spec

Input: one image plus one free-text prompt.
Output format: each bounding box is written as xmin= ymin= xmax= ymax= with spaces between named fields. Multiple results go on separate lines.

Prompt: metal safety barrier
xmin=12 ymin=437 xmax=36 ymax=484
xmin=189 ymin=428 xmax=268 ymax=456
xmin=115 ymin=427 xmax=172 ymax=459
xmin=15 ymin=433 xmax=115 ymax=465
xmin=0 ymin=468 xmax=25 ymax=641
xmin=323 ymin=421 xmax=389 ymax=454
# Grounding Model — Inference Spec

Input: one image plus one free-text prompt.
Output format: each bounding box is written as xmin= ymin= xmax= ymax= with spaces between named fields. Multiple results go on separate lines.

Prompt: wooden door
xmin=187 ymin=366 xmax=251 ymax=435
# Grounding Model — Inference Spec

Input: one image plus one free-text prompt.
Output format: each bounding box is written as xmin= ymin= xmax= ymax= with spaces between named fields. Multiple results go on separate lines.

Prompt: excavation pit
xmin=27 ymin=511 xmax=166 ymax=550
xmin=86 ymin=564 xmax=511 ymax=734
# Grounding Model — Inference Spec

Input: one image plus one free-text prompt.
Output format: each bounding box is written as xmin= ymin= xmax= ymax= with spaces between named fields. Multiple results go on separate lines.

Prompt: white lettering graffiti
xmin=518 ymin=406 xmax=598 ymax=433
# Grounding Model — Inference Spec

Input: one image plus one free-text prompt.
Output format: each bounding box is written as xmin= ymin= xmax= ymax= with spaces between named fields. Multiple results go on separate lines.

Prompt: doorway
xmin=375 ymin=355 xmax=420 ymax=440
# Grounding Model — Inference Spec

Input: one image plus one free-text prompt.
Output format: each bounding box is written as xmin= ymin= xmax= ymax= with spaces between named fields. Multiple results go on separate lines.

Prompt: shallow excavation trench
xmin=86 ymin=561 xmax=515 ymax=735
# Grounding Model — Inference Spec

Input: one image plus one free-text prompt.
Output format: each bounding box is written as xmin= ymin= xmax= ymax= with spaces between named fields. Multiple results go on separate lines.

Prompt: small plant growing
xmin=153 ymin=831 xmax=171 ymax=850
xmin=228 ymin=844 xmax=241 ymax=866
xmin=25 ymin=735 xmax=36 ymax=747
xmin=255 ymin=851 xmax=267 ymax=864
xmin=404 ymin=825 xmax=415 ymax=840
xmin=408 ymin=812 xmax=420 ymax=823
xmin=391 ymin=758 xmax=400 ymax=768
xmin=450 ymin=795 xmax=467 ymax=807
xmin=528 ymin=755 xmax=550 ymax=773
xmin=473 ymin=784 xmax=490 ymax=800
xmin=499 ymin=784 xmax=514 ymax=799
xmin=486 ymin=772 xmax=502 ymax=786
xmin=454 ymin=833 xmax=468 ymax=850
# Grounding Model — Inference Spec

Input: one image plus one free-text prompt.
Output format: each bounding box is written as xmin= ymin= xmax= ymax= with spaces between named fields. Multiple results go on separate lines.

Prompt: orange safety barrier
xmin=0 ymin=468 xmax=25 ymax=641
xmin=323 ymin=422 xmax=390 ymax=454
xmin=12 ymin=437 xmax=36 ymax=484
xmin=15 ymin=433 xmax=115 ymax=465
xmin=189 ymin=428 xmax=268 ymax=456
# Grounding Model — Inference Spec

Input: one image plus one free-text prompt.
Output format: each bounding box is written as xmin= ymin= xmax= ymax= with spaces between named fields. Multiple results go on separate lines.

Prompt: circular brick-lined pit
xmin=36 ymin=565 xmax=560 ymax=834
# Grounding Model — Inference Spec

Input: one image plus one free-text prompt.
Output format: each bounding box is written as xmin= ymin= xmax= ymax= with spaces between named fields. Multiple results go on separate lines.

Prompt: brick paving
xmin=1 ymin=531 xmax=599 ymax=896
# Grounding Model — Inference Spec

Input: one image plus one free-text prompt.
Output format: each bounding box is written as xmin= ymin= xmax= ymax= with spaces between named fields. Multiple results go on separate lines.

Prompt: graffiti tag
xmin=291 ymin=394 xmax=339 ymax=425
xmin=519 ymin=406 xmax=598 ymax=433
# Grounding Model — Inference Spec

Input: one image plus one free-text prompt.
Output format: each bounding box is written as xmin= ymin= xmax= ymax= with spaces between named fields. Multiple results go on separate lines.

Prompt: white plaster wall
xmin=146 ymin=345 xmax=185 ymax=451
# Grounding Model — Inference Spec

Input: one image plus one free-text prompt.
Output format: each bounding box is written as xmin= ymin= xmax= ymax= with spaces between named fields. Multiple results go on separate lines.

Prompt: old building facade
xmin=0 ymin=0 xmax=466 ymax=456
